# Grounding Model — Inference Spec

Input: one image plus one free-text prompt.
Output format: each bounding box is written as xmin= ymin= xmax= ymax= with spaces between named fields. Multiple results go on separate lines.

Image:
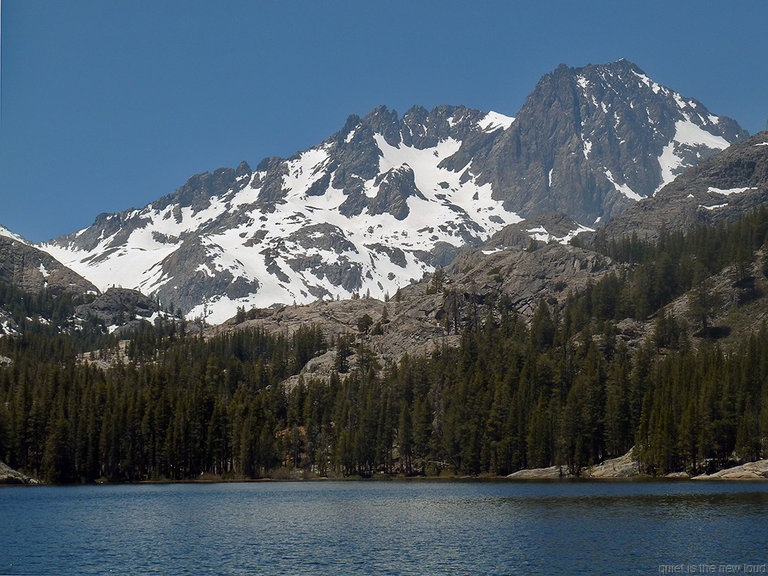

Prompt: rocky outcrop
xmin=692 ymin=460 xmax=768 ymax=480
xmin=507 ymin=449 xmax=641 ymax=479
xmin=584 ymin=449 xmax=640 ymax=478
xmin=447 ymin=241 xmax=615 ymax=318
xmin=509 ymin=457 xmax=768 ymax=481
xmin=507 ymin=466 xmax=571 ymax=479
xmin=0 ymin=236 xmax=97 ymax=295
xmin=74 ymin=287 xmax=159 ymax=330
xmin=215 ymin=293 xmax=459 ymax=368
xmin=0 ymin=461 xmax=39 ymax=485
xmin=0 ymin=310 xmax=19 ymax=336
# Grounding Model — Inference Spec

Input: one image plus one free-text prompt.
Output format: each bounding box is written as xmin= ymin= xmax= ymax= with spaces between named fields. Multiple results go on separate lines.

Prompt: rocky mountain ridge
xmin=481 ymin=59 xmax=745 ymax=224
xmin=604 ymin=130 xmax=768 ymax=239
xmin=36 ymin=60 xmax=745 ymax=323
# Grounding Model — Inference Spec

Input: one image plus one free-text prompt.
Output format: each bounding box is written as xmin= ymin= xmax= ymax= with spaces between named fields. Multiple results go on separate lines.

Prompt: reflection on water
xmin=1 ymin=481 xmax=768 ymax=575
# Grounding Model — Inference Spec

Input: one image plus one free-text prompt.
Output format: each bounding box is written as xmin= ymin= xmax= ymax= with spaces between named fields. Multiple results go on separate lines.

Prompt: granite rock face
xmin=446 ymin=237 xmax=614 ymax=318
xmin=0 ymin=461 xmax=38 ymax=485
xmin=506 ymin=449 xmax=640 ymax=479
xmin=0 ymin=236 xmax=97 ymax=296
xmin=585 ymin=449 xmax=640 ymax=478
xmin=472 ymin=60 xmax=746 ymax=224
xmin=693 ymin=460 xmax=768 ymax=480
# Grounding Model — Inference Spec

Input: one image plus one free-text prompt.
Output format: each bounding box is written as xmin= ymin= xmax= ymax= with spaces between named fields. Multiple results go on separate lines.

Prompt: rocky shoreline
xmin=4 ymin=457 xmax=768 ymax=485
xmin=0 ymin=461 xmax=39 ymax=485
xmin=692 ymin=460 xmax=768 ymax=480
xmin=506 ymin=451 xmax=768 ymax=481
xmin=506 ymin=449 xmax=641 ymax=480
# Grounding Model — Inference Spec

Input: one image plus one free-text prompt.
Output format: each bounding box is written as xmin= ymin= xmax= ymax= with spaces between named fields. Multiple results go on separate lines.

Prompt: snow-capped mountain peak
xmin=39 ymin=61 xmax=746 ymax=323
xmin=42 ymin=105 xmax=523 ymax=323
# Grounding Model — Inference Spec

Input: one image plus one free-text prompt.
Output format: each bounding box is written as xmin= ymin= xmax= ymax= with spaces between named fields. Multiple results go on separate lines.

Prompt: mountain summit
xmin=473 ymin=59 xmax=747 ymax=223
xmin=40 ymin=60 xmax=746 ymax=323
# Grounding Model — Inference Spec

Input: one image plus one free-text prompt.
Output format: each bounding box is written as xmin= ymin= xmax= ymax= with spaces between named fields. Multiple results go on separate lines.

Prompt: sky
xmin=2 ymin=0 xmax=767 ymax=242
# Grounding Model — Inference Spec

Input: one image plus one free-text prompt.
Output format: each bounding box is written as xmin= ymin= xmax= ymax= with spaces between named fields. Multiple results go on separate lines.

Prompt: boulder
xmin=0 ymin=461 xmax=39 ymax=485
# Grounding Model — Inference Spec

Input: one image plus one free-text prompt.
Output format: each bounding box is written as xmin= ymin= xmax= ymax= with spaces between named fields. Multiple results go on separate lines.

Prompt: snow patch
xmin=631 ymin=69 xmax=663 ymax=95
xmin=604 ymin=170 xmax=643 ymax=201
xmin=675 ymin=119 xmax=730 ymax=149
xmin=700 ymin=203 xmax=728 ymax=211
xmin=527 ymin=224 xmax=594 ymax=245
xmin=707 ymin=186 xmax=755 ymax=196
xmin=527 ymin=226 xmax=550 ymax=243
xmin=0 ymin=225 xmax=27 ymax=244
xmin=282 ymin=147 xmax=330 ymax=197
xmin=477 ymin=111 xmax=514 ymax=132
xmin=656 ymin=119 xmax=730 ymax=192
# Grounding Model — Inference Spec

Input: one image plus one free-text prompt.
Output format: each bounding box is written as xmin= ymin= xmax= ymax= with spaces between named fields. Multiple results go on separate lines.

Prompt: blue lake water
xmin=2 ymin=481 xmax=768 ymax=575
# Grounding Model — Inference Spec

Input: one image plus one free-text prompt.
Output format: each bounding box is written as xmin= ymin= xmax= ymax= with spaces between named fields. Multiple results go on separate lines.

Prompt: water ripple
xmin=1 ymin=481 xmax=768 ymax=575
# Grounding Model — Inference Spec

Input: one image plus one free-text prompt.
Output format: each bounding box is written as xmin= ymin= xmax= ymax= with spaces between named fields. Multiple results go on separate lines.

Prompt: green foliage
xmin=426 ymin=267 xmax=445 ymax=295
xmin=357 ymin=314 xmax=373 ymax=334
xmin=574 ymin=206 xmax=768 ymax=324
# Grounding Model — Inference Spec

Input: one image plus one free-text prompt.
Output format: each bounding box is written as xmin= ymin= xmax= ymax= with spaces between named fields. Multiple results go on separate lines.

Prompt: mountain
xmin=39 ymin=60 xmax=746 ymax=323
xmin=473 ymin=59 xmax=745 ymax=224
xmin=603 ymin=131 xmax=768 ymax=239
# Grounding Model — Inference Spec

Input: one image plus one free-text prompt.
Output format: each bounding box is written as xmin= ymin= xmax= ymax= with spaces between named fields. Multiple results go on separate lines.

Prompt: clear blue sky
xmin=2 ymin=0 xmax=767 ymax=242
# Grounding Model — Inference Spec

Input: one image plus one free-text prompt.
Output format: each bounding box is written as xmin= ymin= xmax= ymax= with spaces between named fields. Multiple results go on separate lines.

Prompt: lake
xmin=2 ymin=481 xmax=768 ymax=575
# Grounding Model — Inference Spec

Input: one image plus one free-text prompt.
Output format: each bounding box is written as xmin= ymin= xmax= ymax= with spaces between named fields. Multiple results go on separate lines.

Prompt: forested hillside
xmin=3 ymin=208 xmax=768 ymax=482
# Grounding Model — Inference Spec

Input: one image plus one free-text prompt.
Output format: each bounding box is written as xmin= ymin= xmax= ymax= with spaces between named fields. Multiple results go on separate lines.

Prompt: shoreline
xmin=5 ymin=455 xmax=768 ymax=487
xmin=5 ymin=473 xmax=768 ymax=488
